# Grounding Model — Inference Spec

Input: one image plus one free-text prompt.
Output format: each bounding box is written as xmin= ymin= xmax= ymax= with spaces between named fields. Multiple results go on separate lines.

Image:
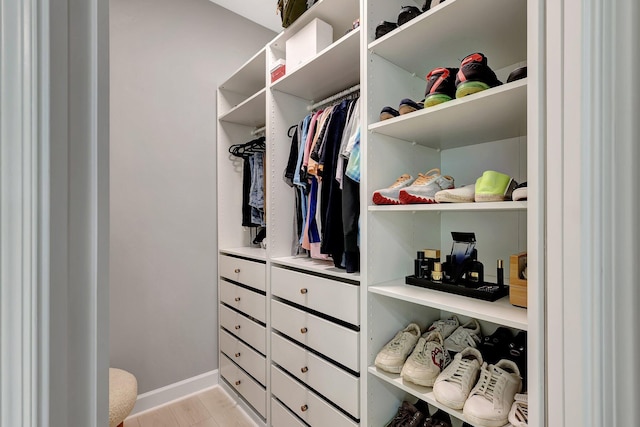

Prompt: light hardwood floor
xmin=124 ymin=387 xmax=257 ymax=427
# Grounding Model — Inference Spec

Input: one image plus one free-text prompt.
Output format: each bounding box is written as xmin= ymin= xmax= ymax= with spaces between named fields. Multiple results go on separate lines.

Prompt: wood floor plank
xmin=169 ymin=396 xmax=211 ymax=427
xmin=123 ymin=417 xmax=141 ymax=427
xmin=198 ymin=387 xmax=256 ymax=427
xmin=137 ymin=405 xmax=179 ymax=427
xmin=191 ymin=418 xmax=221 ymax=427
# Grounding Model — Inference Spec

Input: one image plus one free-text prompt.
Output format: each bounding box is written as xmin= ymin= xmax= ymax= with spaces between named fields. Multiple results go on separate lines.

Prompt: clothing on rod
xmin=282 ymin=95 xmax=361 ymax=272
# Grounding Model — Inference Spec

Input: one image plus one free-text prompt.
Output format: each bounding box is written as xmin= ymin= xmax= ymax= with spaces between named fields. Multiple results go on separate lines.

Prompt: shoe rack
xmin=363 ymin=0 xmax=542 ymax=426
xmin=216 ymin=0 xmax=544 ymax=425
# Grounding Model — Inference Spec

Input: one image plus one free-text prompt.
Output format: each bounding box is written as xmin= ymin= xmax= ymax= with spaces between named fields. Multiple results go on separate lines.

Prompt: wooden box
xmin=509 ymin=252 xmax=528 ymax=308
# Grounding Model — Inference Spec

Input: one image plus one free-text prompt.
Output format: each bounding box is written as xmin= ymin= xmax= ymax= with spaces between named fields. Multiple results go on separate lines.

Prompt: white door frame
xmin=0 ymin=0 xmax=109 ymax=425
xmin=546 ymin=0 xmax=640 ymax=425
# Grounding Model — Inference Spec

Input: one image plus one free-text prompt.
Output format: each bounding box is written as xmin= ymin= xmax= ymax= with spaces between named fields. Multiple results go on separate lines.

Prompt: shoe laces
xmin=412 ymin=168 xmax=440 ymax=186
xmin=385 ymin=332 xmax=410 ymax=354
xmin=512 ymin=394 xmax=528 ymax=423
xmin=473 ymin=366 xmax=504 ymax=404
xmin=390 ymin=404 xmax=417 ymax=425
xmin=389 ymin=174 xmax=412 ymax=189
xmin=447 ymin=357 xmax=475 ymax=387
xmin=448 ymin=329 xmax=478 ymax=348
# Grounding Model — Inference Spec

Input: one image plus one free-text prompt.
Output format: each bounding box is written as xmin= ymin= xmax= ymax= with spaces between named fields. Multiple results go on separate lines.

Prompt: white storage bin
xmin=286 ymin=18 xmax=333 ymax=72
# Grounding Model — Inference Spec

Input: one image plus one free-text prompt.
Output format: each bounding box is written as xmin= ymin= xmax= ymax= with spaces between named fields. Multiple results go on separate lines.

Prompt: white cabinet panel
xmin=219 ymin=304 xmax=266 ymax=355
xmin=271 ymin=365 xmax=358 ymax=427
xmin=220 ymin=354 xmax=266 ymax=418
xmin=219 ymin=279 xmax=266 ymax=323
xmin=271 ymin=300 xmax=359 ymax=371
xmin=271 ymin=266 xmax=359 ymax=325
xmin=219 ymin=254 xmax=266 ymax=292
xmin=271 ymin=398 xmax=306 ymax=427
xmin=272 ymin=332 xmax=360 ymax=418
xmin=220 ymin=329 xmax=266 ymax=385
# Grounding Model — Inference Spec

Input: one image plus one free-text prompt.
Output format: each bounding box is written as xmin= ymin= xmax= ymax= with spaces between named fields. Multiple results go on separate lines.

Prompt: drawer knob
xmin=300 ymin=288 xmax=308 ymax=294
xmin=235 ymin=352 xmax=241 ymax=358
xmin=300 ymin=405 xmax=308 ymax=412
xmin=301 ymin=366 xmax=308 ymax=373
xmin=234 ymin=297 xmax=241 ymax=302
xmin=234 ymin=268 xmax=240 ymax=273
xmin=235 ymin=325 xmax=241 ymax=330
xmin=235 ymin=380 xmax=241 ymax=386
xmin=300 ymin=327 xmax=308 ymax=334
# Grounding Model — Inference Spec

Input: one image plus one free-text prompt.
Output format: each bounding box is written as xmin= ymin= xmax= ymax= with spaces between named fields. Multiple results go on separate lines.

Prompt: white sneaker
xmin=463 ymin=359 xmax=523 ymax=427
xmin=444 ymin=318 xmax=482 ymax=353
xmin=401 ymin=331 xmax=448 ymax=387
xmin=375 ymin=323 xmax=421 ymax=373
xmin=432 ymin=347 xmax=483 ymax=409
xmin=435 ymin=183 xmax=475 ymax=203
xmin=508 ymin=393 xmax=528 ymax=426
xmin=426 ymin=315 xmax=460 ymax=339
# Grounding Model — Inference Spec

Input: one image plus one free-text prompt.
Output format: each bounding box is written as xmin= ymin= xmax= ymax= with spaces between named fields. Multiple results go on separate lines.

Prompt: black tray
xmin=405 ymin=275 xmax=509 ymax=302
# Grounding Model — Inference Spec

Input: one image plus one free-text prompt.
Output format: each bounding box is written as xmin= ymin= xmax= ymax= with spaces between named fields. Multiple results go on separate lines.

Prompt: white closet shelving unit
xmin=363 ymin=0 xmax=542 ymax=426
xmin=216 ymin=0 xmax=544 ymax=425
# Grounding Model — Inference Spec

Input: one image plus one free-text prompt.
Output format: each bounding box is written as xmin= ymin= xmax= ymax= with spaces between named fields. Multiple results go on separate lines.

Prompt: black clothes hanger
xmin=229 ymin=137 xmax=265 ymax=158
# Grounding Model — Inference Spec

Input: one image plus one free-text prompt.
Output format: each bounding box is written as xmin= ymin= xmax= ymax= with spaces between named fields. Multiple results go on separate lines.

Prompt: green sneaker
xmin=474 ymin=171 xmax=517 ymax=202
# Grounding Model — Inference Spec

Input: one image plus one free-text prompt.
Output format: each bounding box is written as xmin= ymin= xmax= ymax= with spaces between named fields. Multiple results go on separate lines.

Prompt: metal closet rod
xmin=307 ymin=84 xmax=360 ymax=111
xmin=251 ymin=125 xmax=266 ymax=136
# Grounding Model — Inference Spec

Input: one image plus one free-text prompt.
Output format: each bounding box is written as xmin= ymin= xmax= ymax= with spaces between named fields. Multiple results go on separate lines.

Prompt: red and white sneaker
xmin=399 ymin=168 xmax=455 ymax=204
xmin=372 ymin=174 xmax=415 ymax=205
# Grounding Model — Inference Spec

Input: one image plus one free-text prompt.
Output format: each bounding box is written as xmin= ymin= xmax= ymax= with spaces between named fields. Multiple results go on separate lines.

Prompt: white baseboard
xmin=129 ymin=370 xmax=219 ymax=416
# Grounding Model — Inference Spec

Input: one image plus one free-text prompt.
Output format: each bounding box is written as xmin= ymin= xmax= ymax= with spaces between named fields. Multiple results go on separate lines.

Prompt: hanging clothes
xmin=282 ymin=95 xmax=360 ymax=271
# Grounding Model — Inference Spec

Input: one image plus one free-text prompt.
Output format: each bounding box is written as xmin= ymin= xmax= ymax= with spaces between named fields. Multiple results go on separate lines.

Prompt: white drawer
xmin=271 ymin=267 xmax=359 ymax=325
xmin=219 ymin=279 xmax=266 ymax=322
xmin=220 ymin=354 xmax=266 ymax=418
xmin=219 ymin=304 xmax=266 ymax=354
xmin=220 ymin=329 xmax=266 ymax=385
xmin=271 ymin=398 xmax=306 ymax=427
xmin=219 ymin=254 xmax=266 ymax=291
xmin=272 ymin=332 xmax=360 ymax=418
xmin=271 ymin=365 xmax=358 ymax=427
xmin=271 ymin=300 xmax=359 ymax=372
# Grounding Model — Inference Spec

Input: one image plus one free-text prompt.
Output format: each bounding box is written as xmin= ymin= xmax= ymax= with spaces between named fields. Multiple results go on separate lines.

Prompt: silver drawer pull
xmin=235 ymin=352 xmax=241 ymax=358
xmin=234 ymin=268 xmax=240 ymax=273
xmin=234 ymin=297 xmax=241 ymax=302
xmin=300 ymin=405 xmax=308 ymax=412
xmin=235 ymin=380 xmax=241 ymax=386
xmin=235 ymin=325 xmax=241 ymax=330
xmin=300 ymin=288 xmax=308 ymax=294
xmin=300 ymin=327 xmax=308 ymax=334
xmin=301 ymin=366 xmax=308 ymax=373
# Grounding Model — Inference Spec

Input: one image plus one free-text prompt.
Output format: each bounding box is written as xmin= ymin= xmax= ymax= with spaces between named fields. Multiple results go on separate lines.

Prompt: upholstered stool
xmin=109 ymin=368 xmax=137 ymax=427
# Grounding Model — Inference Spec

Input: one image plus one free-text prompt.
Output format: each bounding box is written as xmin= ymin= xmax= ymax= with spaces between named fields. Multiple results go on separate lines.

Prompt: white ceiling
xmin=209 ymin=0 xmax=283 ymax=33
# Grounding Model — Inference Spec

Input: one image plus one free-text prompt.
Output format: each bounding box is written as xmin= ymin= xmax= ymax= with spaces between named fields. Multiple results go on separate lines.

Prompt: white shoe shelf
xmin=216 ymin=0 xmax=543 ymax=425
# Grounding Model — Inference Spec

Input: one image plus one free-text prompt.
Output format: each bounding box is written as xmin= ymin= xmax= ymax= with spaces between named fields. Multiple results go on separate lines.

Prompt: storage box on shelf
xmin=364 ymin=0 xmax=531 ymax=425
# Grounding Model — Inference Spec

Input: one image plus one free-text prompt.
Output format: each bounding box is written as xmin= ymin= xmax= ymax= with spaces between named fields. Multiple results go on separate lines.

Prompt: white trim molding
xmin=546 ymin=0 xmax=640 ymax=426
xmin=0 ymin=0 xmax=42 ymax=425
xmin=129 ymin=370 xmax=219 ymax=416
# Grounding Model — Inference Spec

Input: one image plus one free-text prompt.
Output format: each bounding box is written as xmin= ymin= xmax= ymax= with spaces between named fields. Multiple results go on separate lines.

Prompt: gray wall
xmin=110 ymin=0 xmax=275 ymax=393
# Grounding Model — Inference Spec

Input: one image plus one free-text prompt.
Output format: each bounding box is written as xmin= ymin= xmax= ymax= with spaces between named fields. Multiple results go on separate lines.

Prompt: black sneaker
xmin=385 ymin=401 xmax=426 ymax=427
xmin=421 ymin=0 xmax=433 ymax=12
xmin=376 ymin=20 xmax=398 ymax=39
xmin=380 ymin=106 xmax=400 ymax=121
xmin=507 ymin=65 xmax=528 ymax=83
xmin=398 ymin=6 xmax=422 ymax=26
xmin=399 ymin=98 xmax=424 ymax=115
xmin=479 ymin=326 xmax=513 ymax=365
xmin=422 ymin=408 xmax=451 ymax=427
xmin=424 ymin=67 xmax=458 ymax=107
xmin=455 ymin=52 xmax=502 ymax=98
xmin=508 ymin=330 xmax=527 ymax=388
